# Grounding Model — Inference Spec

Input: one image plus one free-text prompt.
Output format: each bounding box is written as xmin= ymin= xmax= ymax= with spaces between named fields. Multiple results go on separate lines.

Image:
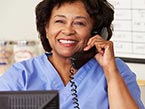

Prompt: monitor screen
xmin=0 ymin=90 xmax=59 ymax=109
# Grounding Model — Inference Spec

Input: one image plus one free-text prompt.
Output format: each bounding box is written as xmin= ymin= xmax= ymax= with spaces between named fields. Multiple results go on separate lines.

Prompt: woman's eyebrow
xmin=54 ymin=14 xmax=90 ymax=23
xmin=54 ymin=15 xmax=66 ymax=18
xmin=75 ymin=16 xmax=88 ymax=21
xmin=54 ymin=15 xmax=88 ymax=20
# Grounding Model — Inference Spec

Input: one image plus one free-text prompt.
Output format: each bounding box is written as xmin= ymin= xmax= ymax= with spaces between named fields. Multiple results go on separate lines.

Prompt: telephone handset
xmin=71 ymin=27 xmax=108 ymax=70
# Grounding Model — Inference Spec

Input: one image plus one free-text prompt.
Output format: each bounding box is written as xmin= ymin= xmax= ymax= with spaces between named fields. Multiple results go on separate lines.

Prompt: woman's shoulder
xmin=115 ymin=58 xmax=136 ymax=79
xmin=1 ymin=53 xmax=47 ymax=77
xmin=0 ymin=53 xmax=48 ymax=90
xmin=13 ymin=53 xmax=47 ymax=68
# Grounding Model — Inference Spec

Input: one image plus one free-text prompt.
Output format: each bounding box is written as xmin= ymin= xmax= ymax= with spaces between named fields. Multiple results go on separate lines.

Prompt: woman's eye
xmin=55 ymin=20 xmax=65 ymax=24
xmin=74 ymin=22 xmax=86 ymax=26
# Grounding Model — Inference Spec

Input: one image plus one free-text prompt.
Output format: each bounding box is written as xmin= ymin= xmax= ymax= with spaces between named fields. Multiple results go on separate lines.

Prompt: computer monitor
xmin=0 ymin=90 xmax=59 ymax=109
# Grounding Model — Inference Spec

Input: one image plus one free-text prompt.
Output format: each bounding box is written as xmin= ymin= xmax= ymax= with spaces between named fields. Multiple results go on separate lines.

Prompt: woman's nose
xmin=62 ymin=25 xmax=76 ymax=36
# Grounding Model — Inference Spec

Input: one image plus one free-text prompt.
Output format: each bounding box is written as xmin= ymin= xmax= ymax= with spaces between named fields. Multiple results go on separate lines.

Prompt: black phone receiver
xmin=71 ymin=46 xmax=97 ymax=69
xmin=99 ymin=27 xmax=108 ymax=40
xmin=92 ymin=27 xmax=108 ymax=40
xmin=71 ymin=27 xmax=108 ymax=69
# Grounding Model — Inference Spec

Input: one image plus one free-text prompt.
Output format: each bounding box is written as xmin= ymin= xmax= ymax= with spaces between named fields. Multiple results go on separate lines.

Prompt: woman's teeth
xmin=59 ymin=40 xmax=75 ymax=44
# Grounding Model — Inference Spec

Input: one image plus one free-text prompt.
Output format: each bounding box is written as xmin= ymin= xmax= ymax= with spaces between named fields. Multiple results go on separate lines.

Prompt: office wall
xmin=0 ymin=0 xmax=39 ymax=41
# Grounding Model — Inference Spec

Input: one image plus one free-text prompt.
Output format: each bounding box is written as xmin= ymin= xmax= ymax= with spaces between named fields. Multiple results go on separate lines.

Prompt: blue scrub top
xmin=0 ymin=53 xmax=144 ymax=109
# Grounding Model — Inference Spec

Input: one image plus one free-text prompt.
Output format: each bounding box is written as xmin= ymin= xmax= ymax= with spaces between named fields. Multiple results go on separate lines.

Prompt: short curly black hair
xmin=35 ymin=0 xmax=114 ymax=52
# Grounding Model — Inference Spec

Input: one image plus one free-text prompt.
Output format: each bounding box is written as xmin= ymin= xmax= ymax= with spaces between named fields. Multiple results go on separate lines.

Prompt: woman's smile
xmin=58 ymin=39 xmax=77 ymax=47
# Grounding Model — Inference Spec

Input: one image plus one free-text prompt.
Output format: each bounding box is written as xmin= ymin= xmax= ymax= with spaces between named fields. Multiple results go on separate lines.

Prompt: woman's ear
xmin=45 ymin=23 xmax=49 ymax=38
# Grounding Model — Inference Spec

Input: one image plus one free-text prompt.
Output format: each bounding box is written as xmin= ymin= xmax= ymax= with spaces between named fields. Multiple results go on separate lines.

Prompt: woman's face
xmin=45 ymin=1 xmax=94 ymax=58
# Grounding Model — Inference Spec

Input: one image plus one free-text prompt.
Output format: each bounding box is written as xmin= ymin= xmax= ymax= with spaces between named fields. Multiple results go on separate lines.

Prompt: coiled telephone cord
xmin=69 ymin=66 xmax=80 ymax=109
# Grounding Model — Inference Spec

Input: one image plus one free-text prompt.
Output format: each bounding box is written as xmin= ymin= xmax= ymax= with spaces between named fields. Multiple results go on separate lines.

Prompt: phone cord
xmin=69 ymin=66 xmax=80 ymax=109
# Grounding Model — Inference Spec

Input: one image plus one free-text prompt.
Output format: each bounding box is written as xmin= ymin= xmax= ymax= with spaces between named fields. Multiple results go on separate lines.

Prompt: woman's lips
xmin=58 ymin=39 xmax=77 ymax=47
xmin=59 ymin=39 xmax=76 ymax=44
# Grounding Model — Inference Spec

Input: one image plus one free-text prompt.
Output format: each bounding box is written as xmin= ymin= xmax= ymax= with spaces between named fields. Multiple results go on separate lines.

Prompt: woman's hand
xmin=84 ymin=34 xmax=120 ymax=82
xmin=84 ymin=35 xmax=117 ymax=71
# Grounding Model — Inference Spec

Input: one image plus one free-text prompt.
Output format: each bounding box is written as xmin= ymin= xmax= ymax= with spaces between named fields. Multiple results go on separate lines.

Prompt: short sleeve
xmin=116 ymin=58 xmax=145 ymax=109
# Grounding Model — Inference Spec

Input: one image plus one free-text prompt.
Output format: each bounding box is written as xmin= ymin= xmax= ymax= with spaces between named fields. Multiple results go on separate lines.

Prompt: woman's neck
xmin=48 ymin=54 xmax=77 ymax=85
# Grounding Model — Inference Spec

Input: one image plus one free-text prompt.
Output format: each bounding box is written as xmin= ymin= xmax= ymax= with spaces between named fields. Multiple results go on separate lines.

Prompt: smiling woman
xmin=0 ymin=0 xmax=144 ymax=109
xmin=45 ymin=1 xmax=94 ymax=58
